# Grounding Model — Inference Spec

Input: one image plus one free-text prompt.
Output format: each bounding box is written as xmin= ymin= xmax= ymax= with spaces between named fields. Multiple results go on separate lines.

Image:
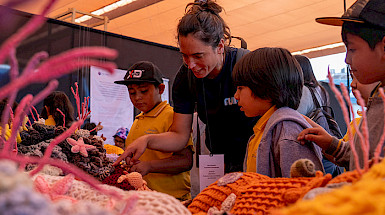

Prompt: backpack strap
xmin=236 ymin=48 xmax=250 ymax=62
xmin=308 ymin=86 xmax=321 ymax=108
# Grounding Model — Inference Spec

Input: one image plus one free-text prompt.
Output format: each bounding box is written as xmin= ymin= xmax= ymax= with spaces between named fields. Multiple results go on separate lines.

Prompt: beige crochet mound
xmin=32 ymin=174 xmax=191 ymax=215
xmin=188 ymin=172 xmax=269 ymax=214
xmin=0 ymin=160 xmax=33 ymax=192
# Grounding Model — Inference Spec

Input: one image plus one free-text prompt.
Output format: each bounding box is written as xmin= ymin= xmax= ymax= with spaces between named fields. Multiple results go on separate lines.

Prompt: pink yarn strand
xmin=56 ymin=108 xmax=66 ymax=127
xmin=20 ymin=51 xmax=49 ymax=78
xmin=374 ymin=88 xmax=385 ymax=163
xmin=0 ymin=49 xmax=19 ymax=137
xmin=29 ymin=109 xmax=36 ymax=122
xmin=31 ymin=80 xmax=58 ymax=106
xmin=1 ymin=95 xmax=33 ymax=154
xmin=8 ymin=106 xmax=14 ymax=123
xmin=0 ymin=51 xmax=116 ymax=101
xmin=72 ymin=82 xmax=81 ymax=120
xmin=341 ymin=84 xmax=369 ymax=171
xmin=0 ymin=0 xmax=57 ymax=64
xmin=327 ymin=70 xmax=363 ymax=175
xmin=353 ymin=90 xmax=370 ymax=171
xmin=31 ymin=106 xmax=40 ymax=120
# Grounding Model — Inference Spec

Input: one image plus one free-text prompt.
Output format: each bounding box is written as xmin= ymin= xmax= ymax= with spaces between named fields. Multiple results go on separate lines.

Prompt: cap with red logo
xmin=114 ymin=61 xmax=164 ymax=85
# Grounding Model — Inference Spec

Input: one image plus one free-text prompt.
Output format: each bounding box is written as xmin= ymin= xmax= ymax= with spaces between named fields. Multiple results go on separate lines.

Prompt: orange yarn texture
xmin=189 ymin=171 xmax=332 ymax=215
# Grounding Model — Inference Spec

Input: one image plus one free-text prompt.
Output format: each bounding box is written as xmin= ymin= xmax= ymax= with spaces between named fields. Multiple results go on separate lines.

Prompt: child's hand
xmin=297 ymin=126 xmax=333 ymax=151
xmin=298 ymin=114 xmax=333 ymax=151
xmin=129 ymin=161 xmax=152 ymax=176
xmin=113 ymin=136 xmax=148 ymax=166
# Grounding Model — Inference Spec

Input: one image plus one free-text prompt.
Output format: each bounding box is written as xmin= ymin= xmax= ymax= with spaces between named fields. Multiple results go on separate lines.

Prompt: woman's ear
xmin=158 ymin=83 xmax=166 ymax=95
xmin=217 ymin=38 xmax=225 ymax=55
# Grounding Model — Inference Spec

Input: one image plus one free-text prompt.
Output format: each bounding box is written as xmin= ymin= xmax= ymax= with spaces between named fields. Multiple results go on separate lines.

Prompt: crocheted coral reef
xmin=0 ymin=0 xmax=191 ymax=214
xmin=18 ymin=123 xmax=115 ymax=181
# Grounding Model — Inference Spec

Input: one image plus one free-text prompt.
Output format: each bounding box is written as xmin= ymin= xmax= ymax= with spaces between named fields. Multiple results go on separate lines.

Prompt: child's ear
xmin=158 ymin=83 xmax=166 ymax=95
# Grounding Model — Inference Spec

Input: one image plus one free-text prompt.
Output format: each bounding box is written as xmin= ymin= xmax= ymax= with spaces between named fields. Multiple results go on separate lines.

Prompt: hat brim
xmin=114 ymin=80 xmax=158 ymax=85
xmin=316 ymin=17 xmax=365 ymax=26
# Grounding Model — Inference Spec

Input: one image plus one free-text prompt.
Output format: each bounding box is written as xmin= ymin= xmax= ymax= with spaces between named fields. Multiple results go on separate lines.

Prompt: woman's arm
xmin=129 ymin=147 xmax=193 ymax=176
xmin=113 ymin=112 xmax=193 ymax=165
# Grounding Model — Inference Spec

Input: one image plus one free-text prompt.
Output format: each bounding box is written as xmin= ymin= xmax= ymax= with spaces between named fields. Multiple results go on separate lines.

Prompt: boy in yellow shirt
xmin=114 ymin=61 xmax=193 ymax=200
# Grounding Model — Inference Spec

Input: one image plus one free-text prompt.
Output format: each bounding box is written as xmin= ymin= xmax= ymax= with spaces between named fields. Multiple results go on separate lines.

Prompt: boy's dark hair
xmin=342 ymin=22 xmax=385 ymax=50
xmin=233 ymin=47 xmax=303 ymax=109
xmin=41 ymin=91 xmax=75 ymax=128
xmin=177 ymin=0 xmax=231 ymax=47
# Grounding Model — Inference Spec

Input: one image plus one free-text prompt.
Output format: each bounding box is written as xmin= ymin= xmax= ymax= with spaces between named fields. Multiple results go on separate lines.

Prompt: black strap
xmin=308 ymin=86 xmax=321 ymax=108
xmin=195 ymin=107 xmax=201 ymax=167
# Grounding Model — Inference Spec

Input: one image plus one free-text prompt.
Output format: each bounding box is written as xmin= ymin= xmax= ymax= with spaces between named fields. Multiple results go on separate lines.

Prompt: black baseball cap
xmin=316 ymin=0 xmax=385 ymax=29
xmin=114 ymin=61 xmax=164 ymax=85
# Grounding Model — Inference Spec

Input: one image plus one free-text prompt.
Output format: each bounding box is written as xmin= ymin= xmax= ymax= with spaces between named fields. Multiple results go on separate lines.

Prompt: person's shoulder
xmin=269 ymin=108 xmax=307 ymax=127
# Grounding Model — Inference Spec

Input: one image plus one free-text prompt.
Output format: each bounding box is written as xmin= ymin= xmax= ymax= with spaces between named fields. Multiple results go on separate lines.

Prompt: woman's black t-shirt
xmin=172 ymin=47 xmax=257 ymax=172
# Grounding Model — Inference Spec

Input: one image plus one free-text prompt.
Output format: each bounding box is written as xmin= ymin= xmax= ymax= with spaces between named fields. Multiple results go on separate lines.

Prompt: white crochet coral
xmin=33 ymin=174 xmax=192 ymax=215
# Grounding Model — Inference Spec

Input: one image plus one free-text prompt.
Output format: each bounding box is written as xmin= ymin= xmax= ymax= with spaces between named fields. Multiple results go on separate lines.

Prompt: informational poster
xmin=90 ymin=66 xmax=134 ymax=146
xmin=199 ymin=154 xmax=224 ymax=192
xmin=90 ymin=66 xmax=169 ymax=146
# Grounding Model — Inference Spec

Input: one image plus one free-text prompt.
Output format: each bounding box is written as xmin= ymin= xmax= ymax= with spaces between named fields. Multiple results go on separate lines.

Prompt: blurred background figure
xmin=41 ymin=91 xmax=75 ymax=128
xmin=113 ymin=127 xmax=129 ymax=149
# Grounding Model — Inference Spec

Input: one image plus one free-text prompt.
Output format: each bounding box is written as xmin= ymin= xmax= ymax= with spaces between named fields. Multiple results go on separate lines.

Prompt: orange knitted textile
xmin=272 ymin=159 xmax=385 ymax=215
xmin=189 ymin=171 xmax=332 ymax=215
xmin=327 ymin=169 xmax=361 ymax=184
xmin=188 ymin=172 xmax=269 ymax=214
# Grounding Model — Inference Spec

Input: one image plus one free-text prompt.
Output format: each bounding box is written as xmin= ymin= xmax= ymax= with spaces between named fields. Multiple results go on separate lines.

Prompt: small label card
xmin=199 ymin=154 xmax=224 ymax=192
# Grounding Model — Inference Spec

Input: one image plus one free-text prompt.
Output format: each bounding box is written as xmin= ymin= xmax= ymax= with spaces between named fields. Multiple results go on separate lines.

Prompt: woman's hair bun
xmin=188 ymin=0 xmax=222 ymax=15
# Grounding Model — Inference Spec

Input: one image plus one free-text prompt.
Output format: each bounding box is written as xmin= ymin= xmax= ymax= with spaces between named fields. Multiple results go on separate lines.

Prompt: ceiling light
xmin=292 ymin=42 xmax=345 ymax=55
xmin=75 ymin=0 xmax=137 ymax=23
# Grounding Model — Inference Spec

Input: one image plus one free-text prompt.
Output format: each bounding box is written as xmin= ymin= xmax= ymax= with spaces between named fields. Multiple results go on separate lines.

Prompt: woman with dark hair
xmin=294 ymin=55 xmax=329 ymax=116
xmin=41 ymin=91 xmax=75 ymax=128
xmin=116 ymin=0 xmax=256 ymax=173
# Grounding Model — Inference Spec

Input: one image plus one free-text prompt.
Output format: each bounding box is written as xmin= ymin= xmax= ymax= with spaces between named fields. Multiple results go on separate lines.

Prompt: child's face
xmin=345 ymin=33 xmax=385 ymax=85
xmin=350 ymin=72 xmax=380 ymax=105
xmin=114 ymin=136 xmax=125 ymax=149
xmin=127 ymin=82 xmax=164 ymax=113
xmin=234 ymin=86 xmax=272 ymax=117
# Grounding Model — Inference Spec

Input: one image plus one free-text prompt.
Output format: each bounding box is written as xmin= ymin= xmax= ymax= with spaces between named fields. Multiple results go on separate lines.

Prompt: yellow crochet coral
xmin=103 ymin=144 xmax=124 ymax=155
xmin=273 ymin=159 xmax=385 ymax=215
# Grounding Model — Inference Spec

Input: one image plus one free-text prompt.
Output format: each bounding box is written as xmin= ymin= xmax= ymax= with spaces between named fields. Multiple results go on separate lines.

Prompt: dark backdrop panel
xmin=1 ymin=6 xmax=182 ymax=119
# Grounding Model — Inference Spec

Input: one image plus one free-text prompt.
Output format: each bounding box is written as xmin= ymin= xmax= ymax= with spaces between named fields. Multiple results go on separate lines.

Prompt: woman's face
xmin=179 ymin=34 xmax=224 ymax=79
